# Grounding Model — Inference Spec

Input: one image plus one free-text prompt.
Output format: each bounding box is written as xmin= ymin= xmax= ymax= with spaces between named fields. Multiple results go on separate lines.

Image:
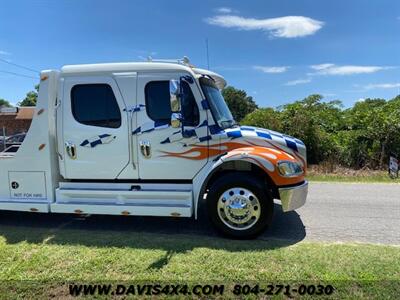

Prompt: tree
xmin=343 ymin=98 xmax=389 ymax=168
xmin=222 ymin=86 xmax=258 ymax=122
xmin=0 ymin=99 xmax=12 ymax=108
xmin=278 ymin=94 xmax=344 ymax=164
xmin=241 ymin=108 xmax=283 ymax=132
xmin=231 ymin=88 xmax=400 ymax=169
xmin=18 ymin=84 xmax=39 ymax=107
xmin=346 ymin=97 xmax=400 ymax=168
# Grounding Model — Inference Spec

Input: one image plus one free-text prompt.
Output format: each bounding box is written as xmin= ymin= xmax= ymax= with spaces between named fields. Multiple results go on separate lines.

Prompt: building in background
xmin=0 ymin=107 xmax=34 ymax=136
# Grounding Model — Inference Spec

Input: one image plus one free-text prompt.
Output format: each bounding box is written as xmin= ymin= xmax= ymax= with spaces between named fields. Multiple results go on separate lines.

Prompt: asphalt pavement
xmin=0 ymin=182 xmax=398 ymax=245
xmin=288 ymin=182 xmax=400 ymax=245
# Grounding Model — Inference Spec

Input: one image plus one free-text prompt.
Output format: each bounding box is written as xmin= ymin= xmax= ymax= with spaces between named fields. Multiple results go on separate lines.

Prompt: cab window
xmin=145 ymin=80 xmax=199 ymax=126
xmin=71 ymin=84 xmax=121 ymax=128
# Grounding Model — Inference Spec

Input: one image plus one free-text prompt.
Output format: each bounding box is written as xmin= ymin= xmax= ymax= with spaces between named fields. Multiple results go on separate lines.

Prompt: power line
xmin=0 ymin=70 xmax=39 ymax=80
xmin=0 ymin=57 xmax=39 ymax=74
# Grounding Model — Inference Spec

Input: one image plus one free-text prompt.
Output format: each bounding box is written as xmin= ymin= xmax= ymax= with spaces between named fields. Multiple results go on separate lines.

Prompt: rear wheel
xmin=206 ymin=173 xmax=273 ymax=239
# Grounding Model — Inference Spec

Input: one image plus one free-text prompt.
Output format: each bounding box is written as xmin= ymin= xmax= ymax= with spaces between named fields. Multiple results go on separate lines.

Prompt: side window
xmin=145 ymin=81 xmax=171 ymax=124
xmin=145 ymin=80 xmax=199 ymax=126
xmin=181 ymin=81 xmax=200 ymax=127
xmin=71 ymin=84 xmax=121 ymax=128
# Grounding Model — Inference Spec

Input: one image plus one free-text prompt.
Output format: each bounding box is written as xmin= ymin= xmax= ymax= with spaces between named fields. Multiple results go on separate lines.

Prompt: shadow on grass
xmin=147 ymin=249 xmax=176 ymax=270
xmin=0 ymin=203 xmax=306 ymax=268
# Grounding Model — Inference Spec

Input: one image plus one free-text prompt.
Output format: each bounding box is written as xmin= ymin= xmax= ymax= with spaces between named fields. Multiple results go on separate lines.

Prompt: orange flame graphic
xmin=159 ymin=142 xmax=251 ymax=160
xmin=159 ymin=141 xmax=305 ymax=185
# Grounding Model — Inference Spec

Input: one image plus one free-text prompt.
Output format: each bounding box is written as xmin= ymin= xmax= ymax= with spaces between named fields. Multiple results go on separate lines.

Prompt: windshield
xmin=199 ymin=77 xmax=235 ymax=129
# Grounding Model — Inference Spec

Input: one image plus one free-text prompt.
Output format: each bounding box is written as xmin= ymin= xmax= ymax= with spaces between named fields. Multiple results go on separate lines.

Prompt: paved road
xmin=291 ymin=182 xmax=400 ymax=245
xmin=0 ymin=182 xmax=398 ymax=245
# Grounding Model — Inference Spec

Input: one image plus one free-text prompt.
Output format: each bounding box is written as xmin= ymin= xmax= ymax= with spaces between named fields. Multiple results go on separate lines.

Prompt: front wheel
xmin=206 ymin=173 xmax=273 ymax=239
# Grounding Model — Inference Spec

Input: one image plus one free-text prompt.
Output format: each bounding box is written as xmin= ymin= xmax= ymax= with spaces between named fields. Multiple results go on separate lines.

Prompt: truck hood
xmin=222 ymin=125 xmax=307 ymax=165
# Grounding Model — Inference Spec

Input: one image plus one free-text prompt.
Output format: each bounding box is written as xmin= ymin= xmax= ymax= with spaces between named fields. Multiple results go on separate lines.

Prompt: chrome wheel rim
xmin=217 ymin=187 xmax=261 ymax=231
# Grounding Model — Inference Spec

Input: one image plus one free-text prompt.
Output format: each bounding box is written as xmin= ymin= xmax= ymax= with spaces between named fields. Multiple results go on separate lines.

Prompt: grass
xmin=306 ymin=167 xmax=399 ymax=183
xmin=306 ymin=172 xmax=398 ymax=183
xmin=0 ymin=220 xmax=398 ymax=299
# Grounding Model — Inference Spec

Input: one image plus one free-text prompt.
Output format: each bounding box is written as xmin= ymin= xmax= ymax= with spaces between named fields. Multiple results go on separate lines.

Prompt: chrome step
xmin=52 ymin=182 xmax=193 ymax=217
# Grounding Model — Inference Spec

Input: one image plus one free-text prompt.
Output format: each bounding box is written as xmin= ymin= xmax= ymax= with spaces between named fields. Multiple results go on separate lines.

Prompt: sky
xmin=0 ymin=0 xmax=399 ymax=107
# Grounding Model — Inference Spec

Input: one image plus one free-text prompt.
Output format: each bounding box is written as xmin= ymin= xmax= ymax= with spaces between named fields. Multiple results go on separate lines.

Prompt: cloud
xmin=253 ymin=65 xmax=289 ymax=73
xmin=0 ymin=50 xmax=11 ymax=55
xmin=310 ymin=63 xmax=335 ymax=71
xmin=205 ymin=15 xmax=324 ymax=38
xmin=285 ymin=78 xmax=312 ymax=86
xmin=363 ymin=83 xmax=400 ymax=90
xmin=310 ymin=63 xmax=393 ymax=75
xmin=215 ymin=7 xmax=233 ymax=14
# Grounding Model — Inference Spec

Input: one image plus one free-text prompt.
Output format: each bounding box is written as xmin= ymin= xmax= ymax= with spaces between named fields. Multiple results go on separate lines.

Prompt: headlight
xmin=277 ymin=161 xmax=304 ymax=177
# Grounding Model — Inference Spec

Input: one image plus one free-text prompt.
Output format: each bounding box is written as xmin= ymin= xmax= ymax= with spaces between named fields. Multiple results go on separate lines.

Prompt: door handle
xmin=139 ymin=140 xmax=151 ymax=158
xmin=65 ymin=141 xmax=77 ymax=159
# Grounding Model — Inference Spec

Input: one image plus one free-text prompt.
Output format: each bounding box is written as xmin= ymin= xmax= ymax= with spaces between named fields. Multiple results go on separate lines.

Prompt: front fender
xmin=216 ymin=146 xmax=305 ymax=186
xmin=192 ymin=146 xmax=306 ymax=219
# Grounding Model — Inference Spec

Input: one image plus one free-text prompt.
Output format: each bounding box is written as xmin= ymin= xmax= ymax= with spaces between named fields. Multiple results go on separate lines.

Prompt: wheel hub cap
xmin=217 ymin=187 xmax=261 ymax=231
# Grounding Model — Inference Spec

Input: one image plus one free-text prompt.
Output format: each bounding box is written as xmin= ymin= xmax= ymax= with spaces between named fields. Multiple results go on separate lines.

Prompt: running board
xmin=52 ymin=182 xmax=193 ymax=217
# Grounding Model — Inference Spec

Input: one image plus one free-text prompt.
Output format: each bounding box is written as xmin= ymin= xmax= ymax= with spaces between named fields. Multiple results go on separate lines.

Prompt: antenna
xmin=206 ymin=38 xmax=210 ymax=70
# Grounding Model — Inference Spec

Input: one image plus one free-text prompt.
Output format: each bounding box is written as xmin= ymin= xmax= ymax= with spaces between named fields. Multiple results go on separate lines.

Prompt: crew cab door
xmin=59 ymin=76 xmax=130 ymax=179
xmin=135 ymin=72 xmax=208 ymax=179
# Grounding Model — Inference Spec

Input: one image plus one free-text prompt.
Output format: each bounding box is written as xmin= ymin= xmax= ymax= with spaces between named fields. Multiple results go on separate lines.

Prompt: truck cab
xmin=0 ymin=59 xmax=308 ymax=238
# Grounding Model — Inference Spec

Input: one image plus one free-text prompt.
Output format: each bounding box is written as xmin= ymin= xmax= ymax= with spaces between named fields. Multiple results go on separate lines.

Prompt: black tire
xmin=206 ymin=172 xmax=273 ymax=239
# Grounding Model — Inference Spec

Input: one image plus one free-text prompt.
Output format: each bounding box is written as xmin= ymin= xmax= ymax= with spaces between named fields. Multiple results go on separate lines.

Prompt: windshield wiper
xmin=221 ymin=120 xmax=238 ymax=129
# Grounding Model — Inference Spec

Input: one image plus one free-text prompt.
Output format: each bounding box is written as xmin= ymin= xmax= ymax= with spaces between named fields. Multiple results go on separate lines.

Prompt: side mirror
xmin=169 ymin=80 xmax=181 ymax=112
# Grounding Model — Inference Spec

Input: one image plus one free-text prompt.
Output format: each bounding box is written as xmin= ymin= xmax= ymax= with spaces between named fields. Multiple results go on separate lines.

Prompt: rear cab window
xmin=71 ymin=84 xmax=121 ymax=128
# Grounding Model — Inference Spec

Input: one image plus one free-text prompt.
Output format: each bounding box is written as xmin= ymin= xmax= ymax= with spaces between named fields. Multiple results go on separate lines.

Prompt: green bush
xmin=238 ymin=93 xmax=400 ymax=169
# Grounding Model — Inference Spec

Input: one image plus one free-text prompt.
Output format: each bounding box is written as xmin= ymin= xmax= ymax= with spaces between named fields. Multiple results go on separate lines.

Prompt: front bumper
xmin=278 ymin=181 xmax=308 ymax=212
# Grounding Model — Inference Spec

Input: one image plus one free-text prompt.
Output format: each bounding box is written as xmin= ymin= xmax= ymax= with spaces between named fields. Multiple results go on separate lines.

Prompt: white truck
xmin=0 ymin=59 xmax=308 ymax=238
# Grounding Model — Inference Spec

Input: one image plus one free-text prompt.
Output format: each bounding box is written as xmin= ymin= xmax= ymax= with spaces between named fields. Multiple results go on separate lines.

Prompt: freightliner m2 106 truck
xmin=0 ymin=59 xmax=308 ymax=238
